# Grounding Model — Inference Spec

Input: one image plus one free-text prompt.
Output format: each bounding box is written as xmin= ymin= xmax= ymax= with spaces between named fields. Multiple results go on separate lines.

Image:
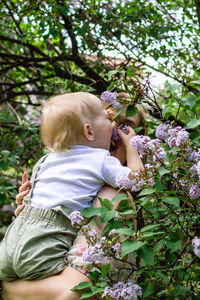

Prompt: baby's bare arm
xmin=118 ymin=127 xmax=144 ymax=172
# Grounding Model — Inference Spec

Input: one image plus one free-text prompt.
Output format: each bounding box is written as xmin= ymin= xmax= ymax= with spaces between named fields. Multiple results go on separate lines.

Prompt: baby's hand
xmin=118 ymin=127 xmax=136 ymax=148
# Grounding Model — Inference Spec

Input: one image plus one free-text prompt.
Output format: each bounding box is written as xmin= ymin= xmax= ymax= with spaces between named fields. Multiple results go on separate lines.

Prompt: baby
xmin=0 ymin=92 xmax=143 ymax=281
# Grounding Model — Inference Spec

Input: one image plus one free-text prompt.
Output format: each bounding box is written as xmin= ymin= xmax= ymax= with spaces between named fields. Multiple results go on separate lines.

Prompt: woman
xmin=2 ymin=93 xmax=147 ymax=300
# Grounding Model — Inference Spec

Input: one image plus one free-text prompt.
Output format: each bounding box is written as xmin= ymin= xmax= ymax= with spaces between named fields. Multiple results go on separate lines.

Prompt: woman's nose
xmin=107 ymin=110 xmax=115 ymax=122
xmin=111 ymin=121 xmax=118 ymax=129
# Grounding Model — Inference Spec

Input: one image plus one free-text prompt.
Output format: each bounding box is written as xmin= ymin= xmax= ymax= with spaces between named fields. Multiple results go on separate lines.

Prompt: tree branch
xmin=195 ymin=0 xmax=200 ymax=29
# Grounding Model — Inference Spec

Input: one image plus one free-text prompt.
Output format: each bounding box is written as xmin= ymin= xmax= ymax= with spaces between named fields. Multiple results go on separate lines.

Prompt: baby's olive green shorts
xmin=0 ymin=205 xmax=78 ymax=281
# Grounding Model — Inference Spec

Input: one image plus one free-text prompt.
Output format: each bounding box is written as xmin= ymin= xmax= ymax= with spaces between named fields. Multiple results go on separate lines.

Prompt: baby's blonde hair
xmin=41 ymin=92 xmax=100 ymax=152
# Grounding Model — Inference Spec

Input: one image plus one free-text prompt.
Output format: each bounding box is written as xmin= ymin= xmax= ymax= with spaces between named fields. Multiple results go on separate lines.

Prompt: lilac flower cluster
xmin=188 ymin=150 xmax=200 ymax=162
xmin=116 ymin=170 xmax=155 ymax=192
xmin=112 ymin=125 xmax=129 ymax=141
xmin=69 ymin=211 xmax=83 ymax=226
xmin=155 ymin=123 xmax=171 ymax=140
xmin=189 ymin=183 xmax=200 ymax=199
xmin=24 ymin=104 xmax=42 ymax=125
xmin=82 ymin=237 xmax=113 ymax=264
xmin=129 ymin=135 xmax=151 ymax=157
xmin=102 ymin=281 xmax=142 ymax=300
xmin=130 ymin=135 xmax=166 ymax=163
xmin=155 ymin=123 xmax=189 ymax=147
xmin=192 ymin=237 xmax=200 ymax=258
xmin=101 ymin=91 xmax=120 ymax=107
xmin=190 ymin=162 xmax=200 ymax=178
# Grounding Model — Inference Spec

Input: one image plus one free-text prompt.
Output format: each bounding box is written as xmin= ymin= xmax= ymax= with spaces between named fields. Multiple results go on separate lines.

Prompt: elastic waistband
xmin=19 ymin=205 xmax=73 ymax=228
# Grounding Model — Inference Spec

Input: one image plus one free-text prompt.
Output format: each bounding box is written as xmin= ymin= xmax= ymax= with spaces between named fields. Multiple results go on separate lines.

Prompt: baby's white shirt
xmin=31 ymin=145 xmax=131 ymax=210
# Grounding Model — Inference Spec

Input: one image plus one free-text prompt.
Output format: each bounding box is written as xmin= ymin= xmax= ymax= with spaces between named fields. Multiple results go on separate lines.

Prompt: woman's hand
xmin=15 ymin=172 xmax=30 ymax=217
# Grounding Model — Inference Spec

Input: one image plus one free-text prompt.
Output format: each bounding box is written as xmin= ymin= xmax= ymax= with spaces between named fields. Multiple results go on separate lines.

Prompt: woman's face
xmin=107 ymin=107 xmax=142 ymax=165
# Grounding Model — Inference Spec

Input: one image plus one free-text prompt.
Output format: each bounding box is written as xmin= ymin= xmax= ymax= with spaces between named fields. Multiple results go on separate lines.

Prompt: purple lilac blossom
xmin=112 ymin=125 xmax=129 ymax=141
xmin=189 ymin=183 xmax=200 ymax=199
xmin=109 ymin=229 xmax=117 ymax=236
xmin=102 ymin=281 xmax=142 ymax=300
xmin=167 ymin=127 xmax=189 ymax=147
xmin=195 ymin=161 xmax=200 ymax=178
xmin=130 ymin=135 xmax=151 ymax=157
xmin=24 ymin=105 xmax=42 ymax=125
xmin=101 ymin=91 xmax=118 ymax=104
xmin=113 ymin=101 xmax=121 ymax=108
xmin=144 ymin=163 xmax=153 ymax=170
xmin=148 ymin=178 xmax=155 ymax=186
xmin=147 ymin=139 xmax=160 ymax=152
xmin=188 ymin=150 xmax=200 ymax=162
xmin=179 ymin=179 xmax=188 ymax=187
xmin=155 ymin=123 xmax=171 ymax=140
xmin=112 ymin=243 xmax=121 ymax=258
xmin=116 ymin=173 xmax=147 ymax=192
xmin=82 ymin=243 xmax=113 ymax=264
xmin=69 ymin=211 xmax=83 ymax=226
xmin=82 ymin=225 xmax=97 ymax=243
xmin=192 ymin=237 xmax=200 ymax=259
xmin=153 ymin=146 xmax=166 ymax=162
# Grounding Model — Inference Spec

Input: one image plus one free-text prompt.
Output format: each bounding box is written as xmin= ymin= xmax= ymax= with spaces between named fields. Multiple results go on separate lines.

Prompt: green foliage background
xmin=0 ymin=0 xmax=200 ymax=297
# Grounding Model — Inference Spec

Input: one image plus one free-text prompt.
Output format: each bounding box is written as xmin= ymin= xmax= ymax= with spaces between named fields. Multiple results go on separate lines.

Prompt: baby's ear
xmin=83 ymin=123 xmax=94 ymax=141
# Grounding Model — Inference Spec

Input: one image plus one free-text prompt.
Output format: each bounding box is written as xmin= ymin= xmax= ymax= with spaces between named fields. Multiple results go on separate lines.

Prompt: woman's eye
xmin=123 ymin=122 xmax=135 ymax=128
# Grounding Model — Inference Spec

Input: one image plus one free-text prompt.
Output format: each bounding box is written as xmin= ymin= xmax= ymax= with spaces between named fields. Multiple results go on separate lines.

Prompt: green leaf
xmin=121 ymin=240 xmax=146 ymax=258
xmin=89 ymin=270 xmax=101 ymax=283
xmin=158 ymin=167 xmax=170 ymax=176
xmin=140 ymin=196 xmax=152 ymax=206
xmin=162 ymin=106 xmax=170 ymax=118
xmin=138 ymin=246 xmax=154 ymax=265
xmin=189 ymin=80 xmax=200 ymax=86
xmin=58 ymin=5 xmax=68 ymax=16
xmin=185 ymin=118 xmax=200 ymax=129
xmin=0 ymin=161 xmax=9 ymax=171
xmin=143 ymin=282 xmax=155 ymax=298
xmin=99 ymin=198 xmax=113 ymax=210
xmin=107 ymin=70 xmax=118 ymax=79
xmin=118 ymin=209 xmax=136 ymax=216
xmin=80 ymin=291 xmax=95 ymax=299
xmin=81 ymin=207 xmax=101 ymax=218
xmin=1 ymin=150 xmax=11 ymax=157
xmin=101 ymin=210 xmax=115 ymax=223
xmin=138 ymin=188 xmax=155 ymax=196
xmin=173 ymin=284 xmax=189 ymax=296
xmin=162 ymin=196 xmax=180 ymax=208
xmin=91 ymin=286 xmax=105 ymax=295
xmin=141 ymin=231 xmax=164 ymax=238
xmin=141 ymin=224 xmax=160 ymax=233
xmin=114 ymin=109 xmax=121 ymax=121
xmin=153 ymin=239 xmax=165 ymax=253
xmin=125 ymin=105 xmax=138 ymax=117
xmin=8 ymin=155 xmax=18 ymax=166
xmin=101 ymin=264 xmax=110 ymax=278
xmin=71 ymin=282 xmax=93 ymax=291
xmin=96 ymin=282 xmax=107 ymax=288
xmin=111 ymin=193 xmax=128 ymax=202
xmin=117 ymin=199 xmax=131 ymax=212
xmin=115 ymin=228 xmax=135 ymax=236
xmin=185 ymin=94 xmax=196 ymax=109
xmin=166 ymin=240 xmax=182 ymax=253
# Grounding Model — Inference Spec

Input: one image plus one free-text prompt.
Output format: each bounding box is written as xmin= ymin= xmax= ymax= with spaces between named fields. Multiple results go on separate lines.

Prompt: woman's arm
xmin=2 ymin=266 xmax=92 ymax=300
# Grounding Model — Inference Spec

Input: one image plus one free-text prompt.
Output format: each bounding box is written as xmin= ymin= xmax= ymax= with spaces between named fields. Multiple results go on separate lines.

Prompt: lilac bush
xmin=71 ymin=122 xmax=200 ymax=299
